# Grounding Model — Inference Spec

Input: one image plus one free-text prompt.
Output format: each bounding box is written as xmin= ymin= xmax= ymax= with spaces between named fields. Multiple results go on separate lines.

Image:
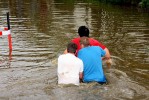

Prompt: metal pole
xmin=6 ymin=12 xmax=12 ymax=51
xmin=7 ymin=12 xmax=10 ymax=30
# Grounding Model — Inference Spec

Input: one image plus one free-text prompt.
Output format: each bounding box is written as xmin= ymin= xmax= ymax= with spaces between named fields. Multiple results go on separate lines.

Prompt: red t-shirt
xmin=71 ymin=37 xmax=106 ymax=54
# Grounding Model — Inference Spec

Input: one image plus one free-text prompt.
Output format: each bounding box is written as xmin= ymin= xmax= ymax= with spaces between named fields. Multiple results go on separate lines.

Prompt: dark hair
xmin=67 ymin=42 xmax=77 ymax=53
xmin=80 ymin=37 xmax=90 ymax=47
xmin=78 ymin=26 xmax=89 ymax=37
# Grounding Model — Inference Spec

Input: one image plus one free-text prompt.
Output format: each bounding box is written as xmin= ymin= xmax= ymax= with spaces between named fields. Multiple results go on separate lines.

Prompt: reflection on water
xmin=0 ymin=0 xmax=149 ymax=99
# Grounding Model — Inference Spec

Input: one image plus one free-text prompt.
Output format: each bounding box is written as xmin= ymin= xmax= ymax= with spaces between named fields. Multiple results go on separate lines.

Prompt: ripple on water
xmin=43 ymin=67 xmax=149 ymax=100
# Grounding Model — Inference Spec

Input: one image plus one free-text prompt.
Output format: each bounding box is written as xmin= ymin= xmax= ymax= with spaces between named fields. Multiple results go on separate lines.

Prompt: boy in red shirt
xmin=64 ymin=26 xmax=111 ymax=67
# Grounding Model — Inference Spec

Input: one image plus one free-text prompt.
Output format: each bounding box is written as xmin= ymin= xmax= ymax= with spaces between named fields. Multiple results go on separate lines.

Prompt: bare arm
xmin=104 ymin=48 xmax=111 ymax=59
xmin=103 ymin=48 xmax=112 ymax=68
xmin=79 ymin=72 xmax=83 ymax=82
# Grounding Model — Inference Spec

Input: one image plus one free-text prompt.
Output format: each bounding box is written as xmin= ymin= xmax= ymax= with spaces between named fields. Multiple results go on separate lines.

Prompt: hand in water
xmin=105 ymin=59 xmax=112 ymax=69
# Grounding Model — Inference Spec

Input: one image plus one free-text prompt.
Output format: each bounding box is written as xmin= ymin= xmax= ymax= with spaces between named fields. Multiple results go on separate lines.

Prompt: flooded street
xmin=0 ymin=0 xmax=149 ymax=100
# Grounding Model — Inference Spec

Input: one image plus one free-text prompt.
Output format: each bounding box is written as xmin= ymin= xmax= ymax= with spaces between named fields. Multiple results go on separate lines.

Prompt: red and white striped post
xmin=0 ymin=27 xmax=12 ymax=48
xmin=0 ymin=12 xmax=12 ymax=50
xmin=0 ymin=12 xmax=12 ymax=59
xmin=7 ymin=12 xmax=12 ymax=50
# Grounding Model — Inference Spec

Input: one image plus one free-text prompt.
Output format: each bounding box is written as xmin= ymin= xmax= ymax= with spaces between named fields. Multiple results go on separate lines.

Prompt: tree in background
xmin=98 ymin=0 xmax=149 ymax=8
xmin=139 ymin=0 xmax=149 ymax=8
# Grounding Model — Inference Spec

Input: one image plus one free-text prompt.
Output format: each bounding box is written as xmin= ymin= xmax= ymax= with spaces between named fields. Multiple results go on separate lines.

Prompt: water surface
xmin=0 ymin=0 xmax=149 ymax=100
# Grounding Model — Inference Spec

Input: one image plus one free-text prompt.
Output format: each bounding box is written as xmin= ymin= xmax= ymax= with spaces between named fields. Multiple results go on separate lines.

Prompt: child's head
xmin=67 ymin=42 xmax=77 ymax=54
xmin=80 ymin=37 xmax=90 ymax=48
xmin=78 ymin=26 xmax=89 ymax=37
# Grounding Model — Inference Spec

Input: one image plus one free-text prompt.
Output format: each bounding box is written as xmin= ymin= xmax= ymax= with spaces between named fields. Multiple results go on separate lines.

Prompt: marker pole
xmin=7 ymin=12 xmax=12 ymax=50
xmin=7 ymin=12 xmax=10 ymax=30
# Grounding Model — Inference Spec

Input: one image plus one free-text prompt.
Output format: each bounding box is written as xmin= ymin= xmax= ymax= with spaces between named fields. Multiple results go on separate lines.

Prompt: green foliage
xmin=98 ymin=0 xmax=141 ymax=5
xmin=98 ymin=0 xmax=149 ymax=8
xmin=55 ymin=0 xmax=149 ymax=8
xmin=139 ymin=0 xmax=149 ymax=8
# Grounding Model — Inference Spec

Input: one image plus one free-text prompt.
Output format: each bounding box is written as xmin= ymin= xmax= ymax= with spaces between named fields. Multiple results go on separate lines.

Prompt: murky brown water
xmin=0 ymin=0 xmax=149 ymax=100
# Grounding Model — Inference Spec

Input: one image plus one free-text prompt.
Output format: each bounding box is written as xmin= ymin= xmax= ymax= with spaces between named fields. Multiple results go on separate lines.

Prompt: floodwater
xmin=0 ymin=0 xmax=149 ymax=100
